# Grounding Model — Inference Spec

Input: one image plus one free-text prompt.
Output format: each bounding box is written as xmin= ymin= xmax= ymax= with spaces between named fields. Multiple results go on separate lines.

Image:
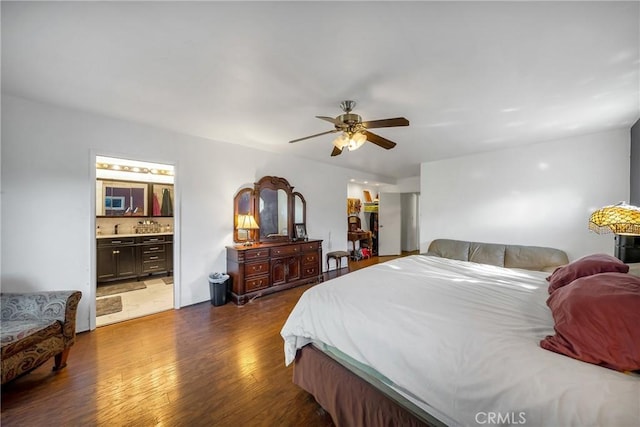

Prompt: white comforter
xmin=281 ymin=255 xmax=640 ymax=427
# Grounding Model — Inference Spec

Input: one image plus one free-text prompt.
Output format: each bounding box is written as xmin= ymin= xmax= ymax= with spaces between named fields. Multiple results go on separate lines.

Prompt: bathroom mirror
xmin=232 ymin=176 xmax=306 ymax=243
xmin=97 ymin=179 xmax=148 ymax=217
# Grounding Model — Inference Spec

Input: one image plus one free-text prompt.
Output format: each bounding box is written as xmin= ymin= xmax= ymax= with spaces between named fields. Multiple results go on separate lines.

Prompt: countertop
xmin=97 ymin=232 xmax=173 ymax=239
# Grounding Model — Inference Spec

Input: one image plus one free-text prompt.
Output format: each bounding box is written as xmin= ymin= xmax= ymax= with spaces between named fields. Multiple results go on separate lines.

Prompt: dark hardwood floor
xmin=0 ymin=252 xmax=417 ymax=426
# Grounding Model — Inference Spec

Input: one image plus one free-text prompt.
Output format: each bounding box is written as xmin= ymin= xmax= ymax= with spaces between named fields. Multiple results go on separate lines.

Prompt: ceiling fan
xmin=289 ymin=100 xmax=409 ymax=157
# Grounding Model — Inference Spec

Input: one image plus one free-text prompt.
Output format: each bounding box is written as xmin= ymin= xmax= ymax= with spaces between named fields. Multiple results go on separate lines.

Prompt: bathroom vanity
xmin=97 ymin=233 xmax=173 ymax=283
xmin=96 ymin=178 xmax=174 ymax=283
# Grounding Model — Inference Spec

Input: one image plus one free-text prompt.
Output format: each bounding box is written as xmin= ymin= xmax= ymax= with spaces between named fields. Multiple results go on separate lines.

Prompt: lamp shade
xmin=237 ymin=214 xmax=259 ymax=230
xmin=589 ymin=202 xmax=640 ymax=235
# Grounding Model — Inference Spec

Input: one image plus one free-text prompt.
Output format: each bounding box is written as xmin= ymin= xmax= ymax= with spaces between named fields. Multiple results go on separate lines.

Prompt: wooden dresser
xmin=226 ymin=239 xmax=323 ymax=305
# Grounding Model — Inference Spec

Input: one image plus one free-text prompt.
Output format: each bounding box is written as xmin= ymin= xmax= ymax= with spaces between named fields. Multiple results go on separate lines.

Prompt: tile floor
xmin=96 ymin=277 xmax=174 ymax=327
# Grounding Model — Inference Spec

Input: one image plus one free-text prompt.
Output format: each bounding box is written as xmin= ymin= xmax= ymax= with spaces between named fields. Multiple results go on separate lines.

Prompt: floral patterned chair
xmin=1 ymin=291 xmax=82 ymax=384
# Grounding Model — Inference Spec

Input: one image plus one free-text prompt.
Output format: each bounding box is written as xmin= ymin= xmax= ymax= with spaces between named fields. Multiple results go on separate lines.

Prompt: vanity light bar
xmin=96 ymin=163 xmax=174 ymax=176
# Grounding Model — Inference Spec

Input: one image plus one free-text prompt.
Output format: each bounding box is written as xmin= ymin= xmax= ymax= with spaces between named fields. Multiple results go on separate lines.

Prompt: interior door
xmin=378 ymin=192 xmax=401 ymax=256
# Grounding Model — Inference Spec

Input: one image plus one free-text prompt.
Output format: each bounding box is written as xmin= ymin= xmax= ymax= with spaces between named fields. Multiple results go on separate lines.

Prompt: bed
xmin=280 ymin=240 xmax=640 ymax=426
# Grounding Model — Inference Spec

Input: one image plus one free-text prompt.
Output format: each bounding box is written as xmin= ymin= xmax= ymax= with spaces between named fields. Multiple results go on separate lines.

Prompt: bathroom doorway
xmin=95 ymin=155 xmax=175 ymax=326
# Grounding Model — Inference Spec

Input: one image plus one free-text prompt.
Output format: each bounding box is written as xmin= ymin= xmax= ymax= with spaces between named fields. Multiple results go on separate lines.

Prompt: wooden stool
xmin=326 ymin=251 xmax=350 ymax=271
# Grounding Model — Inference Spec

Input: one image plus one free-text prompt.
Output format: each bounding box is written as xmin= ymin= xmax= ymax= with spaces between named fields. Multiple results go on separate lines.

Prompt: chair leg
xmin=53 ymin=348 xmax=70 ymax=371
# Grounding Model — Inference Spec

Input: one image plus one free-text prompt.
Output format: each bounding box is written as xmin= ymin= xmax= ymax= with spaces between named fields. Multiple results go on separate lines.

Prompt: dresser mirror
xmin=259 ymin=187 xmax=288 ymax=239
xmin=293 ymin=192 xmax=306 ymax=224
xmin=233 ymin=188 xmax=254 ymax=242
xmin=232 ymin=176 xmax=306 ymax=243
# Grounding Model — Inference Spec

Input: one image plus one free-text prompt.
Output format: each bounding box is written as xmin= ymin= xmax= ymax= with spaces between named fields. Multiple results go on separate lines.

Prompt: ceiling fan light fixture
xmin=333 ymin=131 xmax=367 ymax=151
xmin=347 ymin=131 xmax=367 ymax=151
xmin=333 ymin=132 xmax=350 ymax=149
xmin=289 ymin=100 xmax=408 ymax=157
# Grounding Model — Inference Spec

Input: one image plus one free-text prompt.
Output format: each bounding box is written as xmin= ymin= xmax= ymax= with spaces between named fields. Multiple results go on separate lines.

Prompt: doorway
xmin=378 ymin=192 xmax=420 ymax=256
xmin=95 ymin=155 xmax=175 ymax=326
xmin=400 ymin=193 xmax=420 ymax=252
xmin=346 ymin=183 xmax=420 ymax=258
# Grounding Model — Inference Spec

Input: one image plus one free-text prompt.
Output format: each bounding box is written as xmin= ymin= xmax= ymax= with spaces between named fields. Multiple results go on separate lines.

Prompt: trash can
xmin=208 ymin=273 xmax=230 ymax=306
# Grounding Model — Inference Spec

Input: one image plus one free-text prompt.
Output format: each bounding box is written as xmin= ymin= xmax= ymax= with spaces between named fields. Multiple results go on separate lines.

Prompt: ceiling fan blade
xmin=316 ymin=115 xmax=342 ymax=126
xmin=363 ymin=130 xmax=397 ymax=150
xmin=361 ymin=117 xmax=409 ymax=129
xmin=331 ymin=146 xmax=343 ymax=157
xmin=289 ymin=129 xmax=338 ymax=144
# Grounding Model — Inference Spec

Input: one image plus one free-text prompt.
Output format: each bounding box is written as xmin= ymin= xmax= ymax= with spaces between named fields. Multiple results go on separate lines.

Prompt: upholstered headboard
xmin=426 ymin=239 xmax=569 ymax=272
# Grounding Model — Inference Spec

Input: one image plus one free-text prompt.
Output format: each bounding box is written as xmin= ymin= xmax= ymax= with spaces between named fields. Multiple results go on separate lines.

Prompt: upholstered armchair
xmin=1 ymin=291 xmax=82 ymax=384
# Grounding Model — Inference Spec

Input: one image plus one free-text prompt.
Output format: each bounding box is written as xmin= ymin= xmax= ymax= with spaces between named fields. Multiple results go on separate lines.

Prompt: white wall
xmin=401 ymin=193 xmax=419 ymax=252
xmin=379 ymin=176 xmax=420 ymax=193
xmin=0 ymin=95 xmax=387 ymax=332
xmin=420 ymin=129 xmax=630 ymax=261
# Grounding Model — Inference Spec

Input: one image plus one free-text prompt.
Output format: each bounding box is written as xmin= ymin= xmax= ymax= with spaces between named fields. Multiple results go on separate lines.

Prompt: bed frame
xmin=293 ymin=345 xmax=446 ymax=427
xmin=290 ymin=244 xmax=570 ymax=426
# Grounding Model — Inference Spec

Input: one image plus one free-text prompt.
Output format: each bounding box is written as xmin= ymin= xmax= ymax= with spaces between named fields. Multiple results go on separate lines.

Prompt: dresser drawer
xmin=245 ymin=248 xmax=270 ymax=260
xmin=245 ymin=261 xmax=269 ymax=277
xmin=301 ymin=252 xmax=318 ymax=265
xmin=301 ymin=265 xmax=319 ymax=278
xmin=245 ymin=275 xmax=269 ymax=292
xmin=272 ymin=245 xmax=300 ymax=257
xmin=300 ymin=241 xmax=320 ymax=252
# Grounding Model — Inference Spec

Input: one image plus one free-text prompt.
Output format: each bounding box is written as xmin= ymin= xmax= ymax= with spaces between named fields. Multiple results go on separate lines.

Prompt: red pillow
xmin=546 ymin=253 xmax=629 ymax=293
xmin=540 ymin=272 xmax=640 ymax=371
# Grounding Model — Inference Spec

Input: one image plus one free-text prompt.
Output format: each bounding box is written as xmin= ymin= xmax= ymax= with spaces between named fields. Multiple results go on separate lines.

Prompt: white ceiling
xmin=2 ymin=1 xmax=639 ymax=182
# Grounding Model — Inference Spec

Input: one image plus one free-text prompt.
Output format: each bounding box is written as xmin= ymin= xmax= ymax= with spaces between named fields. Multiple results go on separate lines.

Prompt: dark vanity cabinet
xmin=165 ymin=238 xmax=174 ymax=273
xmin=97 ymin=234 xmax=173 ymax=283
xmin=140 ymin=235 xmax=172 ymax=275
xmin=97 ymin=238 xmax=138 ymax=282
